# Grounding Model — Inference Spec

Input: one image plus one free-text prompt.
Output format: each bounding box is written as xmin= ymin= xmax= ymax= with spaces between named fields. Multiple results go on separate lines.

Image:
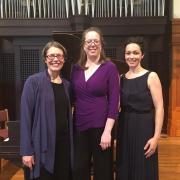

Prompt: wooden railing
xmin=0 ymin=0 xmax=165 ymax=19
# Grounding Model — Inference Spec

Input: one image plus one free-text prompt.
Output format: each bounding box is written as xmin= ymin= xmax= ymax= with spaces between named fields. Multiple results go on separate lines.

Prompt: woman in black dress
xmin=116 ymin=37 xmax=164 ymax=180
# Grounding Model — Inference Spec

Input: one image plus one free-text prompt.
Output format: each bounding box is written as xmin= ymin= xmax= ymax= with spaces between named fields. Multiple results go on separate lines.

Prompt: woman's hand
xmin=22 ymin=155 xmax=35 ymax=170
xmin=100 ymin=130 xmax=111 ymax=150
xmin=144 ymin=137 xmax=158 ymax=158
xmin=100 ymin=118 xmax=115 ymax=150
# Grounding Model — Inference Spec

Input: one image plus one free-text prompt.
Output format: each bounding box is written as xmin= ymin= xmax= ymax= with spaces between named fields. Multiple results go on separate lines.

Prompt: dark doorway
xmin=53 ymin=32 xmax=82 ymax=80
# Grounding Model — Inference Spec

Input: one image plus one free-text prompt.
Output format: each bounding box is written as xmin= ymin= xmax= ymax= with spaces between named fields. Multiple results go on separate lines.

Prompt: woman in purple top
xmin=71 ymin=27 xmax=120 ymax=180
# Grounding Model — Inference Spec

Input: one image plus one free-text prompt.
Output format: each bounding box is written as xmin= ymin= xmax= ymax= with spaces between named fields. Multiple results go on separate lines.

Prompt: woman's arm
xmin=144 ymin=72 xmax=164 ymax=158
xmin=20 ymin=77 xmax=36 ymax=168
xmin=100 ymin=63 xmax=120 ymax=150
xmin=100 ymin=118 xmax=115 ymax=150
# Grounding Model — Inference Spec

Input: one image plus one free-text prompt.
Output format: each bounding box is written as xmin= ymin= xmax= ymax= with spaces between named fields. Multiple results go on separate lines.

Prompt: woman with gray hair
xmin=20 ymin=41 xmax=73 ymax=180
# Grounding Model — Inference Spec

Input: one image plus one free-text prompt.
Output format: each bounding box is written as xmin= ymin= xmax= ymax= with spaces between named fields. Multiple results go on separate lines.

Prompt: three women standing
xmin=20 ymin=30 xmax=163 ymax=180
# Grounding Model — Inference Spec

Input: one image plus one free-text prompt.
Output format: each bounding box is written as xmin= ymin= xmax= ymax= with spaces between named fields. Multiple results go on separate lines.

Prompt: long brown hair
xmin=77 ymin=27 xmax=108 ymax=69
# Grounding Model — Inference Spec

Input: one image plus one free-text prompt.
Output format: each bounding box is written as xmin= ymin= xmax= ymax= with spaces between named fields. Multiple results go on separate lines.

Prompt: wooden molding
xmin=172 ymin=19 xmax=180 ymax=44
xmin=169 ymin=19 xmax=180 ymax=136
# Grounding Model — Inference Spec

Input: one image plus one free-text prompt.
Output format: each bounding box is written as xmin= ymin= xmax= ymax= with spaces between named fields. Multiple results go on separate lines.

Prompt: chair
xmin=0 ymin=109 xmax=9 ymax=171
xmin=0 ymin=109 xmax=9 ymax=141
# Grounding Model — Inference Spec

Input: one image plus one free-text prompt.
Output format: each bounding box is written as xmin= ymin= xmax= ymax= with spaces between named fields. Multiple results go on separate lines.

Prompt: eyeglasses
xmin=85 ymin=39 xmax=100 ymax=46
xmin=46 ymin=54 xmax=64 ymax=60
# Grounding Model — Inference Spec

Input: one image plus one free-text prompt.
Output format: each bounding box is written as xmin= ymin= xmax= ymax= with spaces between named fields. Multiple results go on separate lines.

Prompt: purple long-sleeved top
xmin=71 ymin=61 xmax=120 ymax=131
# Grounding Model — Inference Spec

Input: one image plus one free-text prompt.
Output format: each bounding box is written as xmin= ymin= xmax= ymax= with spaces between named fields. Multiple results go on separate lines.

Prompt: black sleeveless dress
xmin=116 ymin=72 xmax=158 ymax=180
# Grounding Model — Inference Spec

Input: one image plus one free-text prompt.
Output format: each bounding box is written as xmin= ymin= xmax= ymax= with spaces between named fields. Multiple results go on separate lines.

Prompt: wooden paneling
xmin=0 ymin=16 xmax=171 ymax=133
xmin=169 ymin=19 xmax=180 ymax=136
xmin=0 ymin=17 xmax=167 ymax=36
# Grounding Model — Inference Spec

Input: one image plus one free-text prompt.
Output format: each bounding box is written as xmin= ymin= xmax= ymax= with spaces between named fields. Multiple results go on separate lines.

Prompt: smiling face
xmin=83 ymin=31 xmax=102 ymax=60
xmin=45 ymin=47 xmax=64 ymax=73
xmin=125 ymin=43 xmax=144 ymax=69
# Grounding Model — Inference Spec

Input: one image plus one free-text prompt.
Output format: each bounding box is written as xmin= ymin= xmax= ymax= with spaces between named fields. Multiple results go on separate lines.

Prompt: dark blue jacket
xmin=20 ymin=70 xmax=73 ymax=179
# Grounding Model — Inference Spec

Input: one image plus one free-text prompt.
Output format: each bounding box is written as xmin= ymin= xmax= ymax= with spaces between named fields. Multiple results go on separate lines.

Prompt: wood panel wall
xmin=169 ymin=19 xmax=180 ymax=136
xmin=0 ymin=16 xmax=170 ymax=133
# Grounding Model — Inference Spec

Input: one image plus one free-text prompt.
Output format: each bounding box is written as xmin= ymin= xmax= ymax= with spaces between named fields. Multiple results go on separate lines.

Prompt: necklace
xmin=51 ymin=76 xmax=62 ymax=84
